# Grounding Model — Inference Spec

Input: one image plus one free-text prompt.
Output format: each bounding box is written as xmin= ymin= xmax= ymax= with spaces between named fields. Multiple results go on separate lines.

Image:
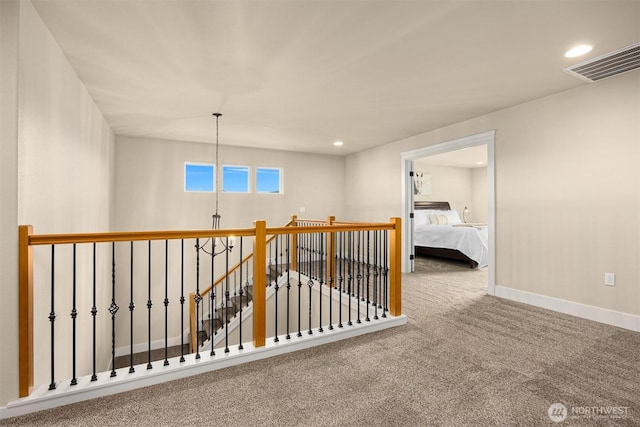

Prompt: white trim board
xmin=1 ymin=314 xmax=407 ymax=419
xmin=494 ymin=285 xmax=640 ymax=333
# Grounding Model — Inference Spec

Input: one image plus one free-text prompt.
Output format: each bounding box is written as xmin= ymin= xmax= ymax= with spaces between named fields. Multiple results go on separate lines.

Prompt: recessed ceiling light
xmin=476 ymin=161 xmax=485 ymax=165
xmin=564 ymin=44 xmax=593 ymax=58
xmin=333 ymin=141 xmax=343 ymax=146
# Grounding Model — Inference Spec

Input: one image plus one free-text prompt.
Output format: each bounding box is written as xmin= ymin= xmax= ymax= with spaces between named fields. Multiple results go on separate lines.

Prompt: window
xmin=256 ymin=167 xmax=282 ymax=194
xmin=185 ymin=163 xmax=214 ymax=192
xmin=222 ymin=165 xmax=250 ymax=193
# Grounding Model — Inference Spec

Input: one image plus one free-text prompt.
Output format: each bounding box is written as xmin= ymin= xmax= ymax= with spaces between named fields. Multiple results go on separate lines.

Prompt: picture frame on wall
xmin=413 ymin=172 xmax=432 ymax=195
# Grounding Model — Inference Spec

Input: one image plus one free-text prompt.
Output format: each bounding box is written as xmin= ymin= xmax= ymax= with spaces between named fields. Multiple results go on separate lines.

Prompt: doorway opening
xmin=400 ymin=130 xmax=495 ymax=295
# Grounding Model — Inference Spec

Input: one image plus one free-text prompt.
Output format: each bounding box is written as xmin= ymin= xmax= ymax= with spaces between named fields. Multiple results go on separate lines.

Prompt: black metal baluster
xmin=194 ymin=238 xmax=201 ymax=359
xmin=347 ymin=232 xmax=353 ymax=326
xmin=307 ymin=232 xmax=313 ymax=335
xmin=48 ymin=246 xmax=56 ymax=390
xmin=338 ymin=232 xmax=344 ymax=328
xmin=365 ymin=231 xmax=370 ymax=322
xmin=383 ymin=230 xmax=388 ymax=317
xmin=373 ymin=230 xmax=379 ymax=320
xmin=356 ymin=231 xmax=362 ymax=324
xmin=91 ymin=243 xmax=98 ymax=381
xmin=70 ymin=244 xmax=78 ymax=386
xmin=274 ymin=235 xmax=279 ymax=343
xmin=318 ymin=233 xmax=324 ymax=333
xmin=129 ymin=241 xmax=135 ymax=373
xmin=164 ymin=240 xmax=170 ymax=366
xmin=110 ymin=242 xmax=119 ymax=377
xmin=238 ymin=237 xmax=244 ymax=350
xmin=297 ymin=234 xmax=303 ymax=337
xmin=286 ymin=234 xmax=291 ymax=340
xmin=328 ymin=230 xmax=334 ymax=331
xmin=224 ymin=237 xmax=230 ymax=353
xmin=180 ymin=240 xmax=185 ymax=362
xmin=210 ymin=239 xmax=215 ymax=357
xmin=147 ymin=240 xmax=153 ymax=370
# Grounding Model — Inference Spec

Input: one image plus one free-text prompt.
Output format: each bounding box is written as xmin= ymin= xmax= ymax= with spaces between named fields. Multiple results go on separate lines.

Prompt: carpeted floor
xmin=3 ymin=256 xmax=639 ymax=426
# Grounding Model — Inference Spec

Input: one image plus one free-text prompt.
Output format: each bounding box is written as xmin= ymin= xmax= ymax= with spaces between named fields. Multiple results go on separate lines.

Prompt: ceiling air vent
xmin=564 ymin=42 xmax=640 ymax=82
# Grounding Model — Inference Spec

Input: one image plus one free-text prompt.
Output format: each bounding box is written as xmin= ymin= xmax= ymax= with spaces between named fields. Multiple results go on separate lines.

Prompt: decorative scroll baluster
xmin=328 ymin=231 xmax=334 ymax=331
xmin=179 ymin=240 xmax=185 ymax=362
xmin=91 ymin=243 xmax=98 ymax=381
xmin=70 ymin=244 xmax=78 ymax=386
xmin=164 ymin=240 xmax=170 ymax=366
xmin=238 ymin=237 xmax=244 ymax=350
xmin=214 ymin=238 xmax=219 ymax=356
xmin=194 ymin=238 xmax=201 ymax=360
xmin=373 ymin=230 xmax=379 ymax=320
xmin=307 ymin=232 xmax=313 ymax=335
xmin=356 ymin=231 xmax=362 ymax=324
xmin=110 ymin=242 xmax=119 ymax=377
xmin=318 ymin=233 xmax=324 ymax=333
xmin=274 ymin=236 xmax=279 ymax=343
xmin=286 ymin=234 xmax=291 ymax=340
xmin=129 ymin=241 xmax=135 ymax=373
xmin=224 ymin=237 xmax=230 ymax=353
xmin=297 ymin=236 xmax=303 ymax=338
xmin=338 ymin=232 xmax=344 ymax=328
xmin=365 ymin=231 xmax=370 ymax=322
xmin=383 ymin=230 xmax=388 ymax=317
xmin=147 ymin=241 xmax=153 ymax=370
xmin=48 ymin=246 xmax=56 ymax=391
xmin=347 ymin=232 xmax=353 ymax=326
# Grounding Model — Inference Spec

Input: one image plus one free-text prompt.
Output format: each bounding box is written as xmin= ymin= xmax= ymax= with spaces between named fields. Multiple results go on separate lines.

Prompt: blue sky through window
xmin=185 ymin=163 xmax=214 ymax=192
xmin=222 ymin=165 xmax=249 ymax=192
xmin=257 ymin=167 xmax=281 ymax=193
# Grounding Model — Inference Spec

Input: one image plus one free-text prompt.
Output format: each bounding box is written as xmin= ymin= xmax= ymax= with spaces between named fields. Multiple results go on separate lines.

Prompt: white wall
xmin=346 ymin=72 xmax=640 ymax=318
xmin=471 ymin=167 xmax=488 ymax=223
xmin=0 ymin=0 xmax=115 ymax=406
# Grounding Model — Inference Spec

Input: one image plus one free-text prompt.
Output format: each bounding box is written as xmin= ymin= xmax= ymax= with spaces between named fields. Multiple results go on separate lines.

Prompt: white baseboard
xmin=494 ymin=285 xmax=640 ymax=333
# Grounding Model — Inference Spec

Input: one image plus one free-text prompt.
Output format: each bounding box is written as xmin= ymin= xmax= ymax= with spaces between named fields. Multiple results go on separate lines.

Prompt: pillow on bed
xmin=428 ymin=214 xmax=449 ymax=225
xmin=442 ymin=210 xmax=462 ymax=224
xmin=414 ymin=210 xmax=430 ymax=225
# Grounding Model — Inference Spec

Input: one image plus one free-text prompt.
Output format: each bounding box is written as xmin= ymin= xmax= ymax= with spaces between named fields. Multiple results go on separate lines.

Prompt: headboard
xmin=414 ymin=201 xmax=451 ymax=211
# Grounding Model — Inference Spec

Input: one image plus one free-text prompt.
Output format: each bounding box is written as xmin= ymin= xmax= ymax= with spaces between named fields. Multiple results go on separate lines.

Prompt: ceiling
xmin=31 ymin=1 xmax=640 ymax=156
xmin=417 ymin=145 xmax=487 ymax=169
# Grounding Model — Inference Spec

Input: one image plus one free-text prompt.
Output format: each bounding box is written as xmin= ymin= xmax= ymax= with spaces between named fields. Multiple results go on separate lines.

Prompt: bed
xmin=413 ymin=201 xmax=488 ymax=268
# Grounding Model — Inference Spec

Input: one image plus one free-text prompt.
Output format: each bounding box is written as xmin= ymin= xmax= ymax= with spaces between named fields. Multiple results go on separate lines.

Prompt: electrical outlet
xmin=299 ymin=207 xmax=306 ymax=213
xmin=604 ymin=273 xmax=615 ymax=286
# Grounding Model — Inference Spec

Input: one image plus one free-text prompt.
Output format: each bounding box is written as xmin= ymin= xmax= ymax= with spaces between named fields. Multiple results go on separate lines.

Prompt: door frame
xmin=400 ymin=130 xmax=496 ymax=295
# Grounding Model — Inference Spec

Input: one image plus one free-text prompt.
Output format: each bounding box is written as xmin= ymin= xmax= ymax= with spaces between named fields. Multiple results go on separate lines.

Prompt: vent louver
xmin=564 ymin=42 xmax=640 ymax=82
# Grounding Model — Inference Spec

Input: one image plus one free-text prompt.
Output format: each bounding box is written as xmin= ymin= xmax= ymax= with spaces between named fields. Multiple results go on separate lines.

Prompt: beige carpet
xmin=3 ymin=257 xmax=639 ymax=426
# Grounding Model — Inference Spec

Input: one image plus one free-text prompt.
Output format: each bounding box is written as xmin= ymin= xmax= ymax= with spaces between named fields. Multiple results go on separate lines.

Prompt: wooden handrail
xmin=18 ymin=216 xmax=402 ymax=398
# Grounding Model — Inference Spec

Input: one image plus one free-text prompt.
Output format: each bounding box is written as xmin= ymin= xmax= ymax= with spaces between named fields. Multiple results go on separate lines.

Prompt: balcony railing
xmin=17 ymin=216 xmax=402 ymax=404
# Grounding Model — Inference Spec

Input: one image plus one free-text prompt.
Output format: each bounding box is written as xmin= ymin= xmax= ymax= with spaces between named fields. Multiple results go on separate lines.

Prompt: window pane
xmin=185 ymin=163 xmax=214 ymax=192
xmin=256 ymin=167 xmax=282 ymax=194
xmin=222 ymin=165 xmax=249 ymax=193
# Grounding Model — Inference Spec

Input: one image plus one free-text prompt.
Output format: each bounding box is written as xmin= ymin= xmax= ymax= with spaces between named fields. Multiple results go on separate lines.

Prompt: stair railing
xmin=17 ymin=217 xmax=401 ymax=399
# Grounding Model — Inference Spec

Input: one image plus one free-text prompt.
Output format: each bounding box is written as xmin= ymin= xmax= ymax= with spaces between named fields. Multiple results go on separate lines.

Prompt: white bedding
xmin=414 ymin=223 xmax=489 ymax=268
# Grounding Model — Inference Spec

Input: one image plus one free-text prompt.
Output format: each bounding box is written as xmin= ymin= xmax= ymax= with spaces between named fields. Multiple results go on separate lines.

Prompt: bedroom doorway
xmin=400 ymin=130 xmax=495 ymax=296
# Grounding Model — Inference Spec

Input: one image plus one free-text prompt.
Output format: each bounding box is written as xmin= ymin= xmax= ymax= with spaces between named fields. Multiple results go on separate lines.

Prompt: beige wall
xmin=0 ymin=1 xmax=115 ymax=406
xmin=0 ymin=0 xmax=21 ymax=409
xmin=346 ymin=72 xmax=640 ymax=317
xmin=112 ymin=136 xmax=346 ymax=348
xmin=471 ymin=167 xmax=488 ymax=223
xmin=413 ymin=158 xmax=488 ymax=222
